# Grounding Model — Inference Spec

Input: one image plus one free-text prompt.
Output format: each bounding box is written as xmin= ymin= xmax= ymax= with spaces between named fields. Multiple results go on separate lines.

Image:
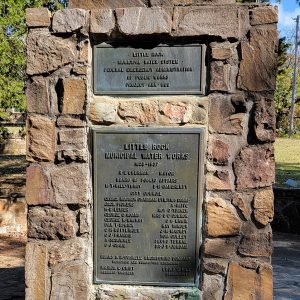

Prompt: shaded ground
xmin=273 ymin=232 xmax=300 ymax=300
xmin=0 ymin=234 xmax=26 ymax=300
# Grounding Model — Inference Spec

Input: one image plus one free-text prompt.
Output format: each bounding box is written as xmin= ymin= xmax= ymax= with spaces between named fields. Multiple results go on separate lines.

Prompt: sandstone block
xmin=26 ymin=164 xmax=49 ymax=205
xmin=48 ymin=238 xmax=88 ymax=267
xmin=254 ymin=97 xmax=276 ymax=142
xmin=190 ymin=104 xmax=207 ymax=124
xmin=89 ymin=100 xmax=119 ymax=124
xmin=116 ymin=7 xmax=172 ymax=35
xmin=206 ymin=171 xmax=231 ymax=190
xmin=173 ymin=6 xmax=249 ymax=39
xmin=26 ymin=77 xmax=50 ymax=114
xmin=50 ymin=163 xmax=88 ymax=204
xmin=253 ymin=188 xmax=274 ymax=226
xmin=118 ymin=101 xmax=158 ymax=124
xmin=259 ymin=264 xmax=273 ymax=300
xmin=27 ymin=31 xmax=77 ymax=75
xmin=203 ymin=258 xmax=228 ymax=275
xmin=234 ymin=145 xmax=275 ymax=190
xmin=69 ymin=0 xmax=147 ymax=9
xmin=209 ymin=94 xmax=245 ymax=135
xmin=90 ymin=9 xmax=115 ymax=34
xmin=28 ymin=207 xmax=78 ymax=240
xmin=238 ymin=232 xmax=272 ymax=257
xmin=208 ymin=139 xmax=229 ymax=166
xmin=27 ymin=115 xmax=56 ymax=162
xmin=159 ymin=102 xmax=188 ymax=124
xmin=206 ymin=197 xmax=241 ymax=237
xmin=52 ymin=9 xmax=89 ymax=34
xmin=26 ymin=8 xmax=51 ymax=28
xmin=202 ymin=274 xmax=224 ymax=300
xmin=60 ymin=78 xmax=86 ymax=114
xmin=211 ymin=47 xmax=233 ymax=61
xmin=238 ymin=27 xmax=278 ymax=91
xmin=25 ymin=242 xmax=50 ymax=300
xmin=250 ymin=6 xmax=278 ymax=25
xmin=204 ymin=238 xmax=237 ymax=259
xmin=58 ymin=128 xmax=87 ymax=161
xmin=50 ymin=261 xmax=90 ymax=300
xmin=57 ymin=116 xmax=86 ymax=127
xmin=225 ymin=262 xmax=272 ymax=300
xmin=79 ymin=208 xmax=91 ymax=234
xmin=210 ymin=61 xmax=230 ymax=92
xmin=231 ymin=193 xmax=250 ymax=220
xmin=73 ymin=65 xmax=88 ymax=75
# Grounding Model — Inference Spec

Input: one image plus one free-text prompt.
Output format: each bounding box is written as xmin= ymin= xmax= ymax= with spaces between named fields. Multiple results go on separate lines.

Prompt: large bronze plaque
xmin=94 ymin=44 xmax=206 ymax=95
xmin=93 ymin=128 xmax=204 ymax=286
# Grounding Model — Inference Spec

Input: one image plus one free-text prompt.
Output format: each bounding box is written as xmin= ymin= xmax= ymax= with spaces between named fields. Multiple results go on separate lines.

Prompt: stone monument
xmin=25 ymin=0 xmax=277 ymax=299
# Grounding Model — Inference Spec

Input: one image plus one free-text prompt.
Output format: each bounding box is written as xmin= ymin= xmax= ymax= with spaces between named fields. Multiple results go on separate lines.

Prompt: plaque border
xmin=93 ymin=43 xmax=207 ymax=95
xmin=92 ymin=127 xmax=205 ymax=287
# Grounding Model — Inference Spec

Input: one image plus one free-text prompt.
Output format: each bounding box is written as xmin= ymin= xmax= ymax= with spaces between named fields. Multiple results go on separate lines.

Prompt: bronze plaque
xmin=94 ymin=44 xmax=206 ymax=95
xmin=93 ymin=128 xmax=204 ymax=286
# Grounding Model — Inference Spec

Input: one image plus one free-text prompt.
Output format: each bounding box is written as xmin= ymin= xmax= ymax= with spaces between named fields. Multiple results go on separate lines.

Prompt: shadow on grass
xmin=276 ymin=162 xmax=300 ymax=187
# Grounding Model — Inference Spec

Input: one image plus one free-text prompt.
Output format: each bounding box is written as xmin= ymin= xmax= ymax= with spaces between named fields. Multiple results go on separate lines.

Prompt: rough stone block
xmin=116 ymin=7 xmax=172 ymax=35
xmin=58 ymin=128 xmax=87 ymax=161
xmin=50 ymin=262 xmax=90 ymax=300
xmin=202 ymin=274 xmax=224 ymax=300
xmin=52 ymin=9 xmax=89 ymax=34
xmin=203 ymin=258 xmax=228 ymax=275
xmin=60 ymin=78 xmax=86 ymax=114
xmin=210 ymin=61 xmax=230 ymax=92
xmin=26 ymin=164 xmax=50 ymax=205
xmin=50 ymin=163 xmax=88 ymax=204
xmin=26 ymin=8 xmax=51 ymax=28
xmin=253 ymin=188 xmax=274 ymax=226
xmin=234 ymin=145 xmax=275 ymax=190
xmin=90 ymin=9 xmax=115 ymax=34
xmin=206 ymin=197 xmax=241 ymax=237
xmin=231 ymin=193 xmax=251 ymax=221
xmin=250 ymin=6 xmax=278 ymax=25
xmin=206 ymin=171 xmax=231 ymax=190
xmin=27 ymin=30 xmax=77 ymax=75
xmin=173 ymin=6 xmax=249 ymax=39
xmin=209 ymin=94 xmax=245 ymax=135
xmin=159 ymin=102 xmax=188 ymax=124
xmin=26 ymin=77 xmax=50 ymax=114
xmin=89 ymin=99 xmax=119 ymax=124
xmin=57 ymin=116 xmax=86 ymax=127
xmin=28 ymin=207 xmax=78 ymax=240
xmin=204 ymin=238 xmax=237 ymax=259
xmin=79 ymin=207 xmax=91 ymax=234
xmin=254 ymin=97 xmax=276 ymax=142
xmin=48 ymin=238 xmax=88 ymax=267
xmin=151 ymin=0 xmax=236 ymax=5
xmin=25 ymin=242 xmax=50 ymax=300
xmin=27 ymin=115 xmax=56 ymax=162
xmin=225 ymin=262 xmax=272 ymax=300
xmin=238 ymin=27 xmax=278 ymax=91
xmin=118 ymin=101 xmax=158 ymax=124
xmin=238 ymin=232 xmax=272 ymax=257
xmin=69 ymin=0 xmax=147 ymax=9
xmin=208 ymin=139 xmax=229 ymax=166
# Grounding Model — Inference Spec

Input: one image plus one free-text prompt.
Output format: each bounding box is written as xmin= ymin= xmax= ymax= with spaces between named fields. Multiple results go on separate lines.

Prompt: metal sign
xmin=94 ymin=44 xmax=206 ymax=95
xmin=93 ymin=127 xmax=204 ymax=286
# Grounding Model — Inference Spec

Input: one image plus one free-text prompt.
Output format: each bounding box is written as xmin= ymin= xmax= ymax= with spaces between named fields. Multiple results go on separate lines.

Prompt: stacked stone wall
xmin=25 ymin=2 xmax=277 ymax=299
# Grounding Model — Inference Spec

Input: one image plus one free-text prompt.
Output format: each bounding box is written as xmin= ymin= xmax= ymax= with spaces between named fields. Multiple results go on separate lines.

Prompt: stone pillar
xmin=25 ymin=2 xmax=277 ymax=299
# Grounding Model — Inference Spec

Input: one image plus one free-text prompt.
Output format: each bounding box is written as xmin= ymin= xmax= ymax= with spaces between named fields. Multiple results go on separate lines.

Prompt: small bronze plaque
xmin=94 ymin=44 xmax=206 ymax=95
xmin=93 ymin=128 xmax=204 ymax=286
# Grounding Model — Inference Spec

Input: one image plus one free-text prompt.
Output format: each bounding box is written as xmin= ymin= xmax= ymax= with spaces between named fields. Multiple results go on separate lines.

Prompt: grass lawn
xmin=275 ymin=138 xmax=300 ymax=188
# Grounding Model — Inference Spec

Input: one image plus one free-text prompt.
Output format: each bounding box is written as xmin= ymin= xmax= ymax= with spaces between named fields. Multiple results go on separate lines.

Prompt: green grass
xmin=275 ymin=138 xmax=300 ymax=188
